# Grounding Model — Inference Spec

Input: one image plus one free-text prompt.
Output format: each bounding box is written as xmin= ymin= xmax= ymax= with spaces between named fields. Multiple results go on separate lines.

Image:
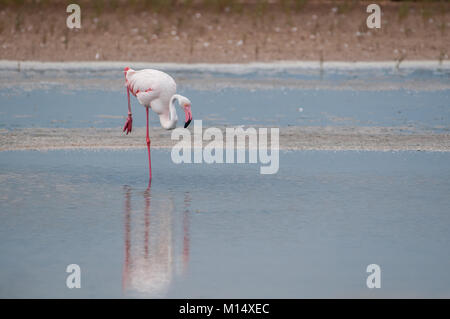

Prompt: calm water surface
xmin=1 ymin=150 xmax=449 ymax=298
xmin=1 ymin=67 xmax=449 ymax=298
xmin=1 ymin=89 xmax=449 ymax=132
xmin=1 ymin=67 xmax=449 ymax=132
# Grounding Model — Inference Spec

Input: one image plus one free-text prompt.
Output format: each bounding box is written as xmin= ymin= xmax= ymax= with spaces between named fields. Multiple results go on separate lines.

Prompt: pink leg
xmin=146 ymin=107 xmax=152 ymax=182
xmin=127 ymin=86 xmax=131 ymax=114
xmin=123 ymin=86 xmax=133 ymax=134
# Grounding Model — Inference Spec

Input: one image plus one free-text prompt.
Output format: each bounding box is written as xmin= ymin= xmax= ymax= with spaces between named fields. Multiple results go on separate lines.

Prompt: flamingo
xmin=122 ymin=67 xmax=193 ymax=182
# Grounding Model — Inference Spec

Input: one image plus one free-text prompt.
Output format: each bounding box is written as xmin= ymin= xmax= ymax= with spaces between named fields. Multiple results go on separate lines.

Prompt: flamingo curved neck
xmin=159 ymin=94 xmax=183 ymax=130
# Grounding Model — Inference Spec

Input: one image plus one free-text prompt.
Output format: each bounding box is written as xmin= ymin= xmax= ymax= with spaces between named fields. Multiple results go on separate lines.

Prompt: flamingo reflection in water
xmin=122 ymin=185 xmax=191 ymax=297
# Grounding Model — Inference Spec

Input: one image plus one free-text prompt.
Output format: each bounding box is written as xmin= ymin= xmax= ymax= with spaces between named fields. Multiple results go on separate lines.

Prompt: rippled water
xmin=1 ymin=150 xmax=449 ymax=298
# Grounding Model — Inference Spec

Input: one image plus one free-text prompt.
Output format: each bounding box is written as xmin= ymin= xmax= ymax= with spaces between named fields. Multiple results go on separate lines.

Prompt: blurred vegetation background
xmin=0 ymin=0 xmax=447 ymax=62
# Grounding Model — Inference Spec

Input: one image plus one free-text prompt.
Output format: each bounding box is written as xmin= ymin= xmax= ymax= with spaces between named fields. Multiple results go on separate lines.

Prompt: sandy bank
xmin=1 ymin=126 xmax=449 ymax=152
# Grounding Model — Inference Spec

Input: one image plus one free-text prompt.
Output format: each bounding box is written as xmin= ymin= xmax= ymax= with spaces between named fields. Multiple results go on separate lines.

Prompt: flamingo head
xmin=179 ymin=96 xmax=192 ymax=128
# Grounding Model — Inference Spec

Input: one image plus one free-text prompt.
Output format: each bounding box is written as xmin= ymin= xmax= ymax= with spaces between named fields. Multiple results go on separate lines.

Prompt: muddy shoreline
xmin=0 ymin=1 xmax=448 ymax=63
xmin=2 ymin=126 xmax=449 ymax=152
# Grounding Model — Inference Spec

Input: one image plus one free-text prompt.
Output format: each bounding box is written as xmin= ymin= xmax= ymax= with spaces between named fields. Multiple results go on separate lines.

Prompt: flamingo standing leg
xmin=123 ymin=67 xmax=192 ymax=185
xmin=146 ymin=107 xmax=152 ymax=182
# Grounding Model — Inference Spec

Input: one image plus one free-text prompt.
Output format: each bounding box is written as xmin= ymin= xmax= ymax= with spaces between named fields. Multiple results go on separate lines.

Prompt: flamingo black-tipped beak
xmin=184 ymin=105 xmax=192 ymax=128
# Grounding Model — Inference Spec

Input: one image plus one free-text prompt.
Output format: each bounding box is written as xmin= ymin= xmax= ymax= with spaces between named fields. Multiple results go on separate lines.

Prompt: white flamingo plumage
xmin=122 ymin=67 xmax=193 ymax=182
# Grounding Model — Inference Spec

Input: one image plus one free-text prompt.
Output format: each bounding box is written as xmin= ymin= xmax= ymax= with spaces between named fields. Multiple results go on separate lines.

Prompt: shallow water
xmin=1 ymin=150 xmax=449 ymax=298
xmin=1 ymin=66 xmax=449 ymax=298
xmin=1 ymin=66 xmax=449 ymax=132
xmin=1 ymin=88 xmax=449 ymax=133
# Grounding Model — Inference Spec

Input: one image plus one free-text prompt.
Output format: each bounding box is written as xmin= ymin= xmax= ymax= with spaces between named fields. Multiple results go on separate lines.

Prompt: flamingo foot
xmin=123 ymin=114 xmax=133 ymax=134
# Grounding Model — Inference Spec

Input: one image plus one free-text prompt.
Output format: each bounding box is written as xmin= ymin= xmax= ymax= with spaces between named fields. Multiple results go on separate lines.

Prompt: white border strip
xmin=0 ymin=60 xmax=448 ymax=72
